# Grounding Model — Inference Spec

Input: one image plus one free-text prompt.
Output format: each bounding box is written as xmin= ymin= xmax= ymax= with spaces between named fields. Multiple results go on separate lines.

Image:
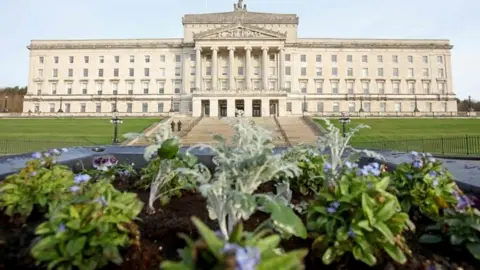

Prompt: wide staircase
xmin=126 ymin=117 xmax=195 ymax=146
xmin=276 ymin=117 xmax=319 ymax=146
xmin=250 ymin=117 xmax=288 ymax=146
xmin=180 ymin=117 xmax=235 ymax=146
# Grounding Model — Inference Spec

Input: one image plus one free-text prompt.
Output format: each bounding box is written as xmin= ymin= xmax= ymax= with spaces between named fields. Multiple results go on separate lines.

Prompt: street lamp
xmin=110 ymin=111 xmax=123 ymax=144
xmin=113 ymin=95 xmax=118 ymax=113
xmin=413 ymin=95 xmax=420 ymax=113
xmin=302 ymin=95 xmax=307 ymax=116
xmin=469 ymin=95 xmax=474 ymax=112
xmin=57 ymin=97 xmax=64 ymax=113
xmin=339 ymin=112 xmax=350 ymax=138
xmin=169 ymin=96 xmax=174 ymax=113
xmin=2 ymin=96 xmax=8 ymax=112
xmin=359 ymin=96 xmax=364 ymax=113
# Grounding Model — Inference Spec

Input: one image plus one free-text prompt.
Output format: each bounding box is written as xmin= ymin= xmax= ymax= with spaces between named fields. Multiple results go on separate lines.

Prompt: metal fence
xmin=353 ymin=135 xmax=480 ymax=157
xmin=0 ymin=139 xmax=100 ymax=156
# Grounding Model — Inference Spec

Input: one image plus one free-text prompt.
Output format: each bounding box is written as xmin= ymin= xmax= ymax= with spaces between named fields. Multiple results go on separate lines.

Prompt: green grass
xmin=0 ymin=118 xmax=160 ymax=154
xmin=314 ymin=118 xmax=480 ymax=156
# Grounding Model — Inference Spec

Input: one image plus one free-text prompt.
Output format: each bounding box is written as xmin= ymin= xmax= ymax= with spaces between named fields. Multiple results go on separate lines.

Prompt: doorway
xmin=269 ymin=99 xmax=279 ymax=116
xmin=219 ymin=100 xmax=227 ymax=117
xmin=235 ymin=100 xmax=245 ymax=116
xmin=201 ymin=100 xmax=210 ymax=117
xmin=252 ymin=99 xmax=262 ymax=117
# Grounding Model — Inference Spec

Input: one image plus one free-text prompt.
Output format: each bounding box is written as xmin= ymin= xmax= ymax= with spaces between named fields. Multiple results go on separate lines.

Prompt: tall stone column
xmin=228 ymin=46 xmax=235 ymax=90
xmin=262 ymin=46 xmax=269 ymax=90
xmin=195 ymin=46 xmax=202 ymax=91
xmin=245 ymin=46 xmax=252 ymax=90
xmin=211 ymin=46 xmax=219 ymax=90
xmin=279 ymin=47 xmax=285 ymax=90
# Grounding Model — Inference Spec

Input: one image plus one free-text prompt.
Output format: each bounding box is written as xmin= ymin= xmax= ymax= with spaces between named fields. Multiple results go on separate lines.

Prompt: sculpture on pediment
xmin=213 ymin=27 xmax=266 ymax=38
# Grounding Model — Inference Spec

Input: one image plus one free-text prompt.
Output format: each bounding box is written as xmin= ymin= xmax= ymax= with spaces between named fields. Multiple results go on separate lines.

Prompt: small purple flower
xmin=74 ymin=174 xmax=91 ymax=184
xmin=327 ymin=201 xmax=340 ymax=214
xmin=32 ymin=152 xmax=42 ymax=159
xmin=370 ymin=162 xmax=380 ymax=169
xmin=433 ymin=179 xmax=439 ymax=187
xmin=331 ymin=201 xmax=340 ymax=208
xmin=222 ymin=243 xmax=260 ymax=270
xmin=30 ymin=171 xmax=37 ymax=177
xmin=406 ymin=174 xmax=413 ymax=180
xmin=119 ymin=170 xmax=130 ymax=178
xmin=412 ymin=160 xmax=423 ymax=169
xmin=327 ymin=207 xmax=337 ymax=214
xmin=456 ymin=194 xmax=472 ymax=210
xmin=344 ymin=161 xmax=353 ymax=169
xmin=50 ymin=149 xmax=60 ymax=155
xmin=69 ymin=185 xmax=81 ymax=192
xmin=357 ymin=167 xmax=370 ymax=176
xmin=94 ymin=196 xmax=108 ymax=206
xmin=93 ymin=156 xmax=118 ymax=171
xmin=57 ymin=223 xmax=66 ymax=233
xmin=323 ymin=162 xmax=332 ymax=173
xmin=429 ymin=171 xmax=437 ymax=177
xmin=348 ymin=228 xmax=356 ymax=238
xmin=410 ymin=151 xmax=419 ymax=157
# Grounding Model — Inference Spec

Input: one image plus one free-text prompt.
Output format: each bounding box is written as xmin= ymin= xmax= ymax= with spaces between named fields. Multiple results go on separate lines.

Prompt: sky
xmin=0 ymin=0 xmax=478 ymax=100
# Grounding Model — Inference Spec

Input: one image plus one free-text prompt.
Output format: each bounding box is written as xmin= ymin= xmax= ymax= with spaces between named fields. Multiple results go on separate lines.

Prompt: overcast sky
xmin=0 ymin=0 xmax=478 ymax=99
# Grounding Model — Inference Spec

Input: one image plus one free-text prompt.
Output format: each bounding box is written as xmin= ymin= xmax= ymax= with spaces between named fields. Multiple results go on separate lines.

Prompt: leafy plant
xmin=80 ymin=156 xmax=136 ymax=183
xmin=161 ymin=216 xmax=308 ymax=270
xmin=31 ymin=179 xmax=143 ymax=270
xmin=388 ymin=151 xmax=459 ymax=219
xmin=0 ymin=149 xmax=74 ymax=219
xmin=307 ymin=162 xmax=415 ymax=266
xmin=177 ymin=111 xmax=306 ymax=240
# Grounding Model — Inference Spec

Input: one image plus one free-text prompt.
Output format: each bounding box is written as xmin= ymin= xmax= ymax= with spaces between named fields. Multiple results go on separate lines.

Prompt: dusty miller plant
xmin=313 ymin=118 xmax=384 ymax=186
xmin=177 ymin=110 xmax=306 ymax=240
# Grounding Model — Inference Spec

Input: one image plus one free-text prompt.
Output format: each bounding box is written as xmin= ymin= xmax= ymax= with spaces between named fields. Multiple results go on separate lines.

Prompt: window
xmin=377 ymin=81 xmax=385 ymax=94
xmin=96 ymin=82 xmax=103 ymax=95
xmin=39 ymin=56 xmax=44 ymax=64
xmin=347 ymin=81 xmax=354 ymax=94
xmin=269 ymin=54 xmax=275 ymax=62
xmin=286 ymin=102 xmax=292 ymax=112
xmin=300 ymin=54 xmax=306 ymax=62
xmin=51 ymin=83 xmax=57 ymax=95
xmin=380 ymin=102 xmax=386 ymax=112
xmin=130 ymin=55 xmax=135 ymax=63
xmin=127 ymin=103 xmax=133 ymax=113
xmin=114 ymin=68 xmax=119 ymax=77
xmin=377 ymin=68 xmax=384 ymax=77
xmin=332 ymin=67 xmax=338 ymax=76
xmin=36 ymin=83 xmax=42 ymax=95
xmin=221 ymin=80 xmax=228 ymax=90
xmin=158 ymin=81 xmax=165 ymax=94
xmin=159 ymin=68 xmax=166 ymax=77
xmin=285 ymin=54 xmax=291 ymax=62
xmin=144 ymin=68 xmax=150 ymax=77
xmin=129 ymin=68 xmax=134 ymax=77
xmin=269 ymin=67 xmax=275 ymax=76
xmin=127 ymin=82 xmax=134 ymax=95
xmin=408 ymin=68 xmax=414 ymax=78
xmin=253 ymin=80 xmax=261 ymax=90
xmin=438 ymin=68 xmax=444 ymax=77
xmin=362 ymin=81 xmax=369 ymax=94
xmin=317 ymin=102 xmax=324 ymax=112
xmin=96 ymin=103 xmax=101 ymax=113
xmin=53 ymin=69 xmax=58 ymax=77
xmin=80 ymin=103 xmax=86 ymax=113
xmin=37 ymin=69 xmax=43 ymax=77
xmin=423 ymin=68 xmax=429 ymax=77
xmin=68 ymin=69 xmax=73 ymax=77
xmin=362 ymin=55 xmax=368 ymax=63
xmin=145 ymin=55 xmax=150 ymax=63
xmin=316 ymin=55 xmax=322 ymax=62
xmin=361 ymin=68 xmax=368 ymax=77
xmin=301 ymin=67 xmax=307 ymax=76
xmin=112 ymin=82 xmax=118 ymax=95
xmin=175 ymin=67 xmax=181 ymax=76
xmin=143 ymin=81 xmax=149 ymax=94
xmin=423 ymin=56 xmax=428 ymax=63
xmin=443 ymin=102 xmax=448 ymax=112
xmin=142 ymin=103 xmax=148 ymax=113
xmin=237 ymin=80 xmax=244 ymax=90
xmin=254 ymin=67 xmax=260 ymax=75
xmin=347 ymin=68 xmax=353 ymax=77
xmin=98 ymin=69 xmax=104 ymax=77
xmin=392 ymin=55 xmax=398 ymax=63
xmin=33 ymin=103 xmax=40 ymax=112
xmin=408 ymin=56 xmax=413 ymax=63
xmin=115 ymin=56 xmax=120 ymax=63
xmin=69 ymin=56 xmax=74 ymax=63
xmin=175 ymin=55 xmax=181 ymax=62
xmin=331 ymin=81 xmax=339 ymax=94
xmin=347 ymin=55 xmax=352 ymax=62
xmin=423 ymin=82 xmax=430 ymax=94
xmin=49 ymin=103 xmax=55 ymax=113
xmin=393 ymin=68 xmax=399 ymax=77
xmin=222 ymin=66 xmax=228 ymax=75
xmin=285 ymin=81 xmax=291 ymax=92
xmin=377 ymin=55 xmax=383 ymax=63
xmin=426 ymin=102 xmax=432 ymax=112
xmin=111 ymin=103 xmax=116 ymax=112
xmin=206 ymin=67 xmax=212 ymax=76
xmin=158 ymin=103 xmax=164 ymax=113
xmin=332 ymin=102 xmax=339 ymax=112
xmin=190 ymin=54 xmax=196 ymax=62
xmin=438 ymin=82 xmax=445 ymax=94
xmin=99 ymin=56 xmax=104 ymax=63
xmin=269 ymin=81 xmax=276 ymax=90
xmin=364 ymin=102 xmax=371 ymax=112
xmin=393 ymin=82 xmax=400 ymax=94
xmin=285 ymin=66 xmax=291 ymax=76
xmin=316 ymin=67 xmax=322 ymax=76
xmin=331 ymin=55 xmax=337 ymax=63
xmin=81 ymin=82 xmax=87 ymax=94
xmin=408 ymin=82 xmax=415 ymax=94
xmin=66 ymin=82 xmax=72 ymax=95
xmin=205 ymin=80 xmax=212 ymax=90
xmin=189 ymin=80 xmax=195 ymax=92
xmin=174 ymin=81 xmax=181 ymax=94
xmin=300 ymin=81 xmax=307 ymax=93
xmin=348 ymin=102 xmax=355 ymax=112
xmin=54 ymin=56 xmax=59 ymax=64
xmin=316 ymin=81 xmax=323 ymax=94
xmin=238 ymin=66 xmax=244 ymax=75
xmin=394 ymin=103 xmax=401 ymax=112
xmin=160 ymin=55 xmax=165 ymax=62
xmin=173 ymin=102 xmax=180 ymax=112
xmin=84 ymin=56 xmax=89 ymax=63
xmin=190 ymin=66 xmax=195 ymax=76
xmin=83 ymin=69 xmax=88 ymax=77
xmin=437 ymin=56 xmax=443 ymax=63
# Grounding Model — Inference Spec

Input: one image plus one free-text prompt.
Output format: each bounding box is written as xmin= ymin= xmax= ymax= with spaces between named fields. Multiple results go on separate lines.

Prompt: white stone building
xmin=24 ymin=0 xmax=457 ymax=117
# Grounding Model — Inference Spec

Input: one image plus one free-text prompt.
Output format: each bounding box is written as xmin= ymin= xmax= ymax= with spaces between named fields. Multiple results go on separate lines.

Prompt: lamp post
xmin=359 ymin=96 xmax=364 ymax=113
xmin=414 ymin=95 xmax=420 ymax=113
xmin=110 ymin=111 xmax=123 ymax=144
xmin=113 ymin=95 xmax=118 ymax=113
xmin=302 ymin=95 xmax=306 ymax=116
xmin=2 ymin=96 xmax=8 ymax=112
xmin=469 ymin=95 xmax=473 ymax=112
xmin=57 ymin=97 xmax=64 ymax=113
xmin=339 ymin=112 xmax=350 ymax=138
xmin=169 ymin=96 xmax=174 ymax=113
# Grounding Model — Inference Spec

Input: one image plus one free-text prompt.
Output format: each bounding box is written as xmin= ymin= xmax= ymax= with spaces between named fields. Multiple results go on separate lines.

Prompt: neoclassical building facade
xmin=24 ymin=1 xmax=457 ymax=117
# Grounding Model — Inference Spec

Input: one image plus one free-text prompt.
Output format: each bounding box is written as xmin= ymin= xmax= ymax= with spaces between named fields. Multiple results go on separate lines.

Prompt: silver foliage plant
xmin=177 ymin=110 xmax=304 ymax=240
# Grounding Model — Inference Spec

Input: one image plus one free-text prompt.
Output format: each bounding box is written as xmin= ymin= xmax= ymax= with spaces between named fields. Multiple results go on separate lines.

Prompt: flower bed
xmin=1 ymin=114 xmax=480 ymax=270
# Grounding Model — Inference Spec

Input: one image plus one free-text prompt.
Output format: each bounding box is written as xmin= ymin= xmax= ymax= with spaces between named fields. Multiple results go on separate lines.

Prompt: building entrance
xmin=201 ymin=100 xmax=210 ymax=117
xmin=235 ymin=100 xmax=244 ymax=116
xmin=252 ymin=99 xmax=262 ymax=117
xmin=219 ymin=100 xmax=227 ymax=117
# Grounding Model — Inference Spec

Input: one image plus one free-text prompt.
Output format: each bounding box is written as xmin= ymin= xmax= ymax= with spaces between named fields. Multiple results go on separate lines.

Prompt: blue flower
xmin=57 ymin=223 xmax=66 ymax=233
xmin=410 ymin=151 xmax=419 ymax=157
xmin=331 ymin=201 xmax=340 ymax=208
xmin=357 ymin=167 xmax=369 ymax=176
xmin=344 ymin=161 xmax=353 ymax=169
xmin=69 ymin=185 xmax=81 ymax=192
xmin=429 ymin=171 xmax=437 ymax=177
xmin=433 ymin=179 xmax=439 ymax=187
xmin=94 ymin=196 xmax=108 ymax=206
xmin=119 ymin=170 xmax=130 ymax=177
xmin=327 ymin=201 xmax=340 ymax=214
xmin=323 ymin=162 xmax=332 ymax=173
xmin=370 ymin=162 xmax=380 ymax=169
xmin=61 ymin=148 xmax=68 ymax=153
xmin=412 ymin=160 xmax=423 ymax=169
xmin=74 ymin=174 xmax=91 ymax=184
xmin=32 ymin=152 xmax=42 ymax=159
xmin=454 ymin=193 xmax=472 ymax=210
xmin=406 ymin=174 xmax=413 ymax=180
xmin=50 ymin=149 xmax=60 ymax=155
xmin=222 ymin=243 xmax=260 ymax=270
xmin=348 ymin=228 xmax=356 ymax=238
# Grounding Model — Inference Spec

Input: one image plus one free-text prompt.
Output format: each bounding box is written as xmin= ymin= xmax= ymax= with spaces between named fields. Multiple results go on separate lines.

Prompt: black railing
xmin=273 ymin=115 xmax=292 ymax=147
xmin=309 ymin=111 xmax=476 ymax=118
xmin=353 ymin=135 xmax=480 ymax=157
xmin=0 ymin=139 xmax=100 ymax=156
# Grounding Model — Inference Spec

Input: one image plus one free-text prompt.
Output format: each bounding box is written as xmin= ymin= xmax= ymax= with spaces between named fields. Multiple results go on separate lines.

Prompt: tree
xmin=0 ymin=86 xmax=27 ymax=95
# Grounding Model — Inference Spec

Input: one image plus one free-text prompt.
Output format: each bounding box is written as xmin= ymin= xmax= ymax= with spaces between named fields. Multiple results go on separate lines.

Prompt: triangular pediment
xmin=194 ymin=24 xmax=286 ymax=40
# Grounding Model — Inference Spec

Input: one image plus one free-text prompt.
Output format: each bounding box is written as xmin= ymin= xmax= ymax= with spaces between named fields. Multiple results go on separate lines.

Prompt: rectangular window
xmin=331 ymin=55 xmax=337 ymax=63
xmin=80 ymin=103 xmax=86 ymax=113
xmin=173 ymin=102 xmax=180 ymax=112
xmin=348 ymin=102 xmax=356 ymax=112
xmin=175 ymin=55 xmax=181 ymax=62
xmin=130 ymin=55 xmax=135 ymax=63
xmin=51 ymin=83 xmax=57 ymax=95
xmin=393 ymin=68 xmax=399 ymax=77
xmin=81 ymin=82 xmax=87 ymax=94
xmin=362 ymin=81 xmax=369 ymax=94
xmin=423 ymin=82 xmax=430 ymax=94
xmin=317 ymin=102 xmax=324 ymax=112
xmin=426 ymin=102 xmax=432 ymax=112
xmin=237 ymin=66 xmax=244 ymax=75
xmin=408 ymin=56 xmax=413 ymax=63
xmin=222 ymin=66 xmax=228 ymax=75
xmin=175 ymin=67 xmax=181 ymax=76
xmin=39 ymin=56 xmax=44 ymax=64
xmin=112 ymin=82 xmax=118 ymax=95
xmin=158 ymin=81 xmax=165 ymax=94
xmin=285 ymin=81 xmax=291 ymax=91
xmin=159 ymin=68 xmax=166 ymax=76
xmin=66 ymin=82 xmax=72 ymax=95
xmin=157 ymin=103 xmax=164 ymax=113
xmin=394 ymin=103 xmax=401 ymax=112
xmin=347 ymin=55 xmax=352 ymax=62
xmin=392 ymin=55 xmax=398 ymax=63
xmin=286 ymin=102 xmax=292 ymax=112
xmin=64 ymin=103 xmax=70 ymax=113
xmin=300 ymin=55 xmax=306 ymax=62
xmin=377 ymin=55 xmax=383 ymax=63
xmin=361 ymin=68 xmax=368 ymax=77
xmin=316 ymin=55 xmax=322 ymax=62
xmin=174 ymin=81 xmax=181 ymax=94
xmin=254 ymin=67 xmax=260 ymax=76
xmin=49 ymin=103 xmax=55 ymax=113
xmin=408 ymin=68 xmax=414 ymax=78
xmin=423 ymin=68 xmax=429 ymax=77
xmin=38 ymin=69 xmax=43 ymax=77
xmin=285 ymin=54 xmax=291 ymax=62
xmin=53 ymin=69 xmax=58 ymax=77
xmin=115 ymin=56 xmax=120 ymax=63
xmin=160 ymin=55 xmax=165 ymax=62
xmin=438 ymin=68 xmax=444 ymax=77
xmin=129 ymin=68 xmax=134 ymax=77
xmin=331 ymin=81 xmax=339 ymax=94
xmin=145 ymin=55 xmax=150 ymax=63
xmin=142 ymin=103 xmax=148 ymax=113
xmin=393 ymin=82 xmax=400 ymax=94
xmin=96 ymin=103 xmax=101 ymax=113
xmin=437 ymin=56 xmax=443 ymax=63
xmin=301 ymin=67 xmax=307 ymax=76
xmin=114 ymin=68 xmax=119 ymax=77
xmin=347 ymin=81 xmax=354 ymax=94
xmin=144 ymin=68 xmax=150 ymax=77
xmin=364 ymin=102 xmax=371 ymax=112
xmin=83 ymin=69 xmax=88 ymax=77
xmin=377 ymin=68 xmax=383 ymax=77
xmin=269 ymin=54 xmax=275 ymax=62
xmin=84 ymin=56 xmax=89 ymax=63
xmin=99 ymin=56 xmax=104 ymax=63
xmin=408 ymin=82 xmax=415 ymax=94
xmin=332 ymin=102 xmax=339 ymax=112
xmin=423 ymin=56 xmax=428 ymax=63
xmin=316 ymin=81 xmax=323 ymax=94
xmin=69 ymin=56 xmax=74 ymax=63
xmin=96 ymin=82 xmax=103 ymax=95
xmin=300 ymin=81 xmax=307 ymax=93
xmin=285 ymin=66 xmax=291 ymax=76
xmin=362 ymin=55 xmax=368 ymax=63
xmin=190 ymin=67 xmax=196 ymax=76
xmin=98 ymin=69 xmax=104 ymax=77
xmin=127 ymin=82 xmax=134 ymax=95
xmin=316 ymin=67 xmax=322 ymax=76
xmin=380 ymin=102 xmax=386 ymax=112
xmin=36 ymin=83 xmax=42 ymax=95
xmin=127 ymin=103 xmax=132 ymax=113
xmin=68 ymin=69 xmax=73 ymax=77
xmin=143 ymin=81 xmax=149 ymax=94
xmin=332 ymin=67 xmax=338 ymax=76
xmin=54 ymin=56 xmax=59 ymax=64
xmin=347 ymin=68 xmax=353 ymax=77
xmin=377 ymin=81 xmax=385 ymax=94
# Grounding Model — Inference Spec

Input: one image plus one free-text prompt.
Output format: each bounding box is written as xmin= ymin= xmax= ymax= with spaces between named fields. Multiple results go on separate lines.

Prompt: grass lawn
xmin=0 ymin=118 xmax=160 ymax=154
xmin=314 ymin=118 xmax=480 ymax=156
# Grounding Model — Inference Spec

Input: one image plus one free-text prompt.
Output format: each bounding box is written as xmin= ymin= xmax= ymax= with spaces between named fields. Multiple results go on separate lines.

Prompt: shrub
xmin=161 ymin=217 xmax=308 ymax=270
xmin=307 ymin=162 xmax=415 ymax=266
xmin=0 ymin=149 xmax=73 ymax=219
xmin=30 ymin=179 xmax=143 ymax=270
xmin=81 ymin=155 xmax=136 ymax=183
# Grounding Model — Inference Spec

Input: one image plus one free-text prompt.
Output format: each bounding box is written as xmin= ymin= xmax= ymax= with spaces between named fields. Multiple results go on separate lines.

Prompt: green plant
xmin=81 ymin=155 xmax=136 ymax=183
xmin=161 ymin=216 xmax=308 ymax=270
xmin=30 ymin=179 xmax=143 ymax=270
xmin=0 ymin=150 xmax=74 ymax=219
xmin=307 ymin=163 xmax=415 ymax=266
xmin=389 ymin=151 xmax=459 ymax=219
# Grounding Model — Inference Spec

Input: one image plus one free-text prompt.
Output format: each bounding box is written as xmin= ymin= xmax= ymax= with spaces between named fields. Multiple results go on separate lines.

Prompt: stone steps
xmin=128 ymin=117 xmax=195 ymax=146
xmin=276 ymin=117 xmax=318 ymax=146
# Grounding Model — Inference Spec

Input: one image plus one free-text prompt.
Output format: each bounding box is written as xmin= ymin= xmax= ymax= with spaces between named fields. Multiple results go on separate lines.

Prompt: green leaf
xmin=66 ymin=236 xmax=87 ymax=256
xmin=322 ymin=247 xmax=336 ymax=265
xmin=256 ymin=235 xmax=281 ymax=254
xmin=228 ymin=222 xmax=244 ymax=243
xmin=191 ymin=216 xmax=223 ymax=258
xmin=450 ymin=235 xmax=465 ymax=245
xmin=383 ymin=243 xmax=407 ymax=264
xmin=339 ymin=176 xmax=349 ymax=195
xmin=31 ymin=236 xmax=58 ymax=255
xmin=376 ymin=200 xmax=397 ymax=222
xmin=160 ymin=261 xmax=192 ymax=270
xmin=357 ymin=220 xmax=372 ymax=231
xmin=257 ymin=250 xmax=308 ymax=270
xmin=466 ymin=243 xmax=480 ymax=260
xmin=374 ymin=222 xmax=395 ymax=244
xmin=158 ymin=138 xmax=180 ymax=159
xmin=418 ymin=234 xmax=443 ymax=244
xmin=359 ymin=250 xmax=377 ymax=266
xmin=375 ymin=176 xmax=390 ymax=191
xmin=103 ymin=245 xmax=123 ymax=265
xmin=361 ymin=193 xmax=375 ymax=225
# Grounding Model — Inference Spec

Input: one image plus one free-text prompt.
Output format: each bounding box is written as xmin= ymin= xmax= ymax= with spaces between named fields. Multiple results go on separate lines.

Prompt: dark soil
xmin=2 ymin=177 xmax=480 ymax=270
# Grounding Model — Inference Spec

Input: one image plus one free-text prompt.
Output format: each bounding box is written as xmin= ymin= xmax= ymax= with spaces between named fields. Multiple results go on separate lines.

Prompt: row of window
xmin=34 ymin=102 xmax=183 ymax=113
xmin=39 ymin=54 xmax=445 ymax=65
